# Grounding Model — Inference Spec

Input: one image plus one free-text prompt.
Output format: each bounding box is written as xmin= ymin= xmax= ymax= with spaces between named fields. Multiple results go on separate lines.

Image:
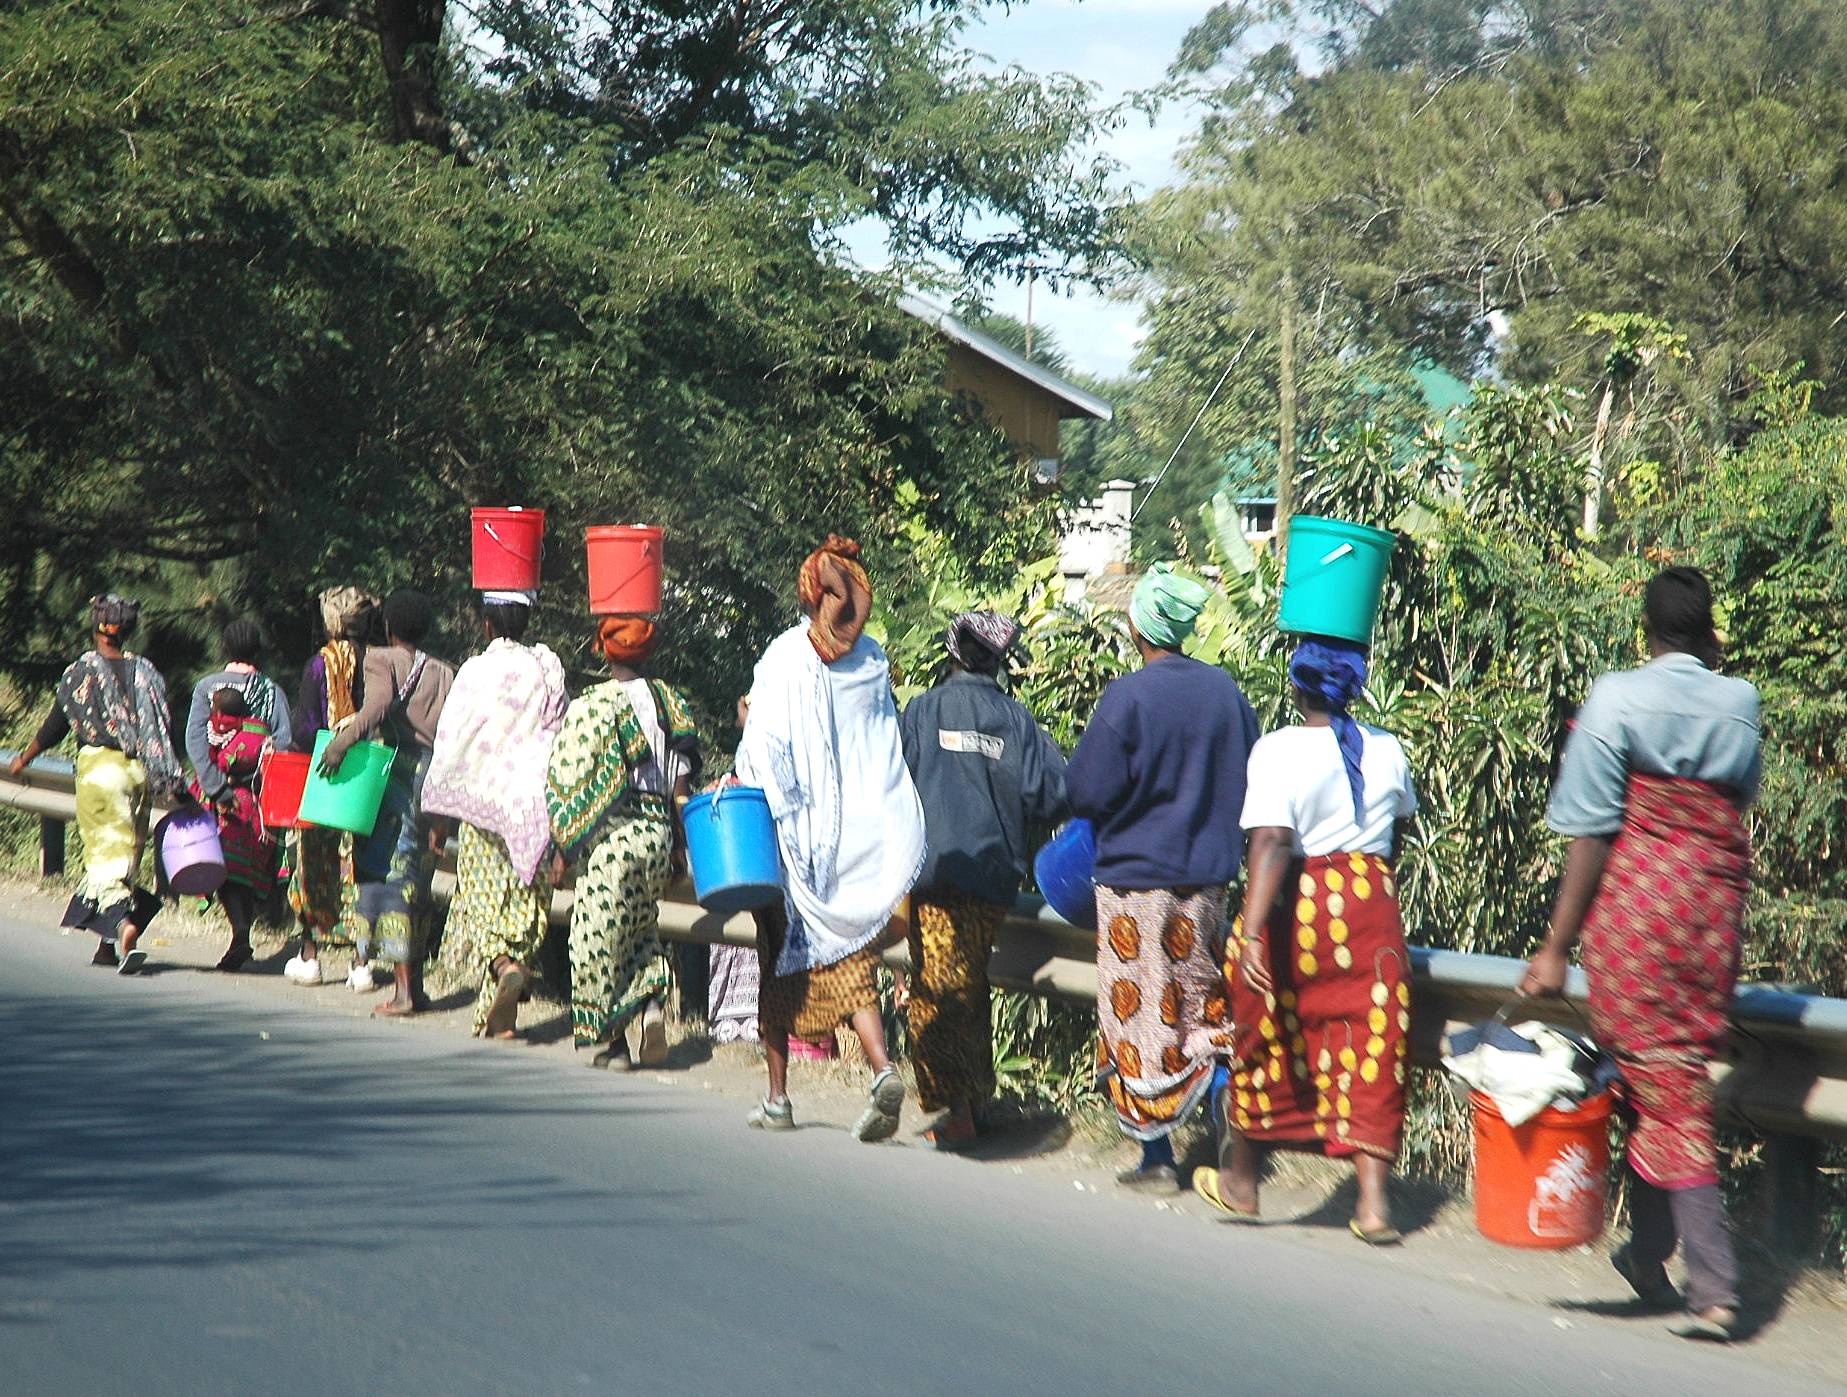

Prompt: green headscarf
xmin=1129 ymin=563 xmax=1211 ymax=650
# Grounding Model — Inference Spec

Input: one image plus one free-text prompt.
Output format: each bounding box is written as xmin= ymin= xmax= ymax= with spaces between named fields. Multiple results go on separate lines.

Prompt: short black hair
xmin=1644 ymin=566 xmax=1719 ymax=667
xmin=221 ymin=617 xmax=263 ymax=664
xmin=382 ymin=588 xmax=435 ymax=646
xmin=481 ymin=600 xmax=531 ymax=642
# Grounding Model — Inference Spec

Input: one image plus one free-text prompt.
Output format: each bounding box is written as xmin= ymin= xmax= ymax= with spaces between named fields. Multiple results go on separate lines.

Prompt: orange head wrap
xmin=798 ymin=535 xmax=872 ymax=664
xmin=597 ymin=614 xmax=657 ymax=666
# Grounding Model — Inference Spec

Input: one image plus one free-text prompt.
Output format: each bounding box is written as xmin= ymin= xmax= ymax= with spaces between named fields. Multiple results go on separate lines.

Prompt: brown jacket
xmin=325 ymin=644 xmax=454 ymax=761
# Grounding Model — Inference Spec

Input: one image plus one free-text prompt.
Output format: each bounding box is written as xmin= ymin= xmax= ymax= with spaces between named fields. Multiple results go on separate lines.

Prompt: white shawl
xmin=737 ymin=624 xmax=925 ymax=975
xmin=422 ymin=639 xmax=568 ymax=886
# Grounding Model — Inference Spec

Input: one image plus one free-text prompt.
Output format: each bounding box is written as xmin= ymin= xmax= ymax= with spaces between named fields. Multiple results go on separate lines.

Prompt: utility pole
xmin=1275 ymin=259 xmax=1298 ymax=560
xmin=1025 ymin=268 xmax=1036 ymax=361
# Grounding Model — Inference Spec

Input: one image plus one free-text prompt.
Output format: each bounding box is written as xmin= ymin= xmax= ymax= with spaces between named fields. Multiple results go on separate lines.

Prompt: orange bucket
xmin=586 ymin=525 xmax=663 ymax=614
xmin=1470 ymin=1089 xmax=1611 ymax=1248
xmin=472 ymin=507 xmax=545 ymax=591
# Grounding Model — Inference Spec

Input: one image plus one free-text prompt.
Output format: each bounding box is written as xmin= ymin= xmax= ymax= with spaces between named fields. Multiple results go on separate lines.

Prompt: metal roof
xmin=900 ymin=294 xmax=1114 ymax=422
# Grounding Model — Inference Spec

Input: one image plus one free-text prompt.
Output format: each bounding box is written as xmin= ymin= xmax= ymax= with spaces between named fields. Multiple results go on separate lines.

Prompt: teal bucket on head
xmin=297 ymin=731 xmax=395 ymax=837
xmin=684 ymin=785 xmax=782 ymax=915
xmin=1279 ymin=516 xmax=1397 ymax=646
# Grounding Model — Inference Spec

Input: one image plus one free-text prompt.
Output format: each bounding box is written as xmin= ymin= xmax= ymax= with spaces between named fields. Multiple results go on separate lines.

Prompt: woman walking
xmin=547 ymin=615 xmax=700 ymax=1067
xmin=319 ymin=589 xmax=454 ymax=1017
xmin=285 ymin=585 xmax=377 ymax=989
xmin=1521 ymin=568 xmax=1759 ymax=1342
xmin=183 ymin=618 xmax=292 ymax=971
xmin=9 ymin=594 xmax=186 ymax=974
xmin=735 ymin=536 xmax=924 ymax=1141
xmin=898 ymin=610 xmax=1067 ymax=1148
xmin=1198 ymin=638 xmax=1418 ymax=1243
xmin=1066 ymin=565 xmax=1260 ymax=1188
xmin=424 ymin=594 xmax=568 ymax=1038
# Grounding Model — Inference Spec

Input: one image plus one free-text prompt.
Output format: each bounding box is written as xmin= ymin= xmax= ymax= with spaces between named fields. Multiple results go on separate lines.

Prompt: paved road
xmin=1 ymin=913 xmax=1834 ymax=1397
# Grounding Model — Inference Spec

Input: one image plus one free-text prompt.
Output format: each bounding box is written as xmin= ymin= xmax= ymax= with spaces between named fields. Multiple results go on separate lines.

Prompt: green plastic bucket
xmin=1279 ymin=516 xmax=1397 ymax=646
xmin=297 ymin=731 xmax=395 ymax=837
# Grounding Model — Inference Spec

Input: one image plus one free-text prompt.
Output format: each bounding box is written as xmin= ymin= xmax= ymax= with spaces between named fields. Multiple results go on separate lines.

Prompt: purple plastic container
xmin=157 ymin=808 xmax=227 ymax=897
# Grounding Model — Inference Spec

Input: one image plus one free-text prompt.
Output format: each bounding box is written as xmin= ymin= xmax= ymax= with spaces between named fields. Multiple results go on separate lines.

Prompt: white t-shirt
xmin=1239 ymin=723 xmax=1418 ymax=857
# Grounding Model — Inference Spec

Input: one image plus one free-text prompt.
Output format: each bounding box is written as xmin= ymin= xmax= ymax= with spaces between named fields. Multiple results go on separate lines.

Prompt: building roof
xmin=900 ymin=294 xmax=1114 ymax=422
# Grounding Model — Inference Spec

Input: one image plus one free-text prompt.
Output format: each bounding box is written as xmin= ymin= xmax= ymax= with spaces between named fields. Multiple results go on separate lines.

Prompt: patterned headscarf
xmin=1290 ymin=637 xmax=1370 ymax=823
xmin=598 ymin=615 xmax=657 ymax=666
xmin=318 ymin=585 xmax=376 ymax=641
xmin=798 ymin=535 xmax=872 ymax=665
xmin=945 ymin=610 xmax=1019 ymax=674
xmin=1129 ymin=564 xmax=1210 ymax=650
xmin=89 ymin=593 xmax=139 ymax=642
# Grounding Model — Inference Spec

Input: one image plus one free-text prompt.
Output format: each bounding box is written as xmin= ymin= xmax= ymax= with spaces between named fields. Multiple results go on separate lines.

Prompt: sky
xmin=842 ymin=0 xmax=1212 ymax=383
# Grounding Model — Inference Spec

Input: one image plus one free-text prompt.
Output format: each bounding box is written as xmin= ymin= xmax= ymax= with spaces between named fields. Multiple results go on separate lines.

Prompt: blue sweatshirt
xmin=1065 ymin=654 xmax=1260 ymax=890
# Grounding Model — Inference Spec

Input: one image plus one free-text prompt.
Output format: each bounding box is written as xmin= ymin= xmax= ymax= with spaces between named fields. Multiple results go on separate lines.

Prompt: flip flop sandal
xmin=1667 ymin=1310 xmax=1738 ymax=1343
xmin=216 ymin=945 xmax=255 ymax=973
xmin=925 ymin=1125 xmax=979 ymax=1153
xmin=118 ymin=947 xmax=148 ymax=976
xmin=1191 ymin=1168 xmax=1261 ymax=1223
xmin=1349 ymin=1219 xmax=1404 ymax=1247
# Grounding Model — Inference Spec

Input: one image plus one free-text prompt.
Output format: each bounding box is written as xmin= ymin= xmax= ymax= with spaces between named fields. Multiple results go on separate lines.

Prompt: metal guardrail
xmin=4 ymin=748 xmax=1842 ymax=1244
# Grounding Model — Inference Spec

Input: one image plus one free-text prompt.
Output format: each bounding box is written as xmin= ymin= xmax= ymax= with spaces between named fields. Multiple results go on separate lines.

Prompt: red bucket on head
xmin=472 ymin=507 xmax=546 ymax=591
xmin=586 ymin=525 xmax=663 ymax=614
xmin=1470 ymin=1089 xmax=1612 ymax=1249
xmin=259 ymin=750 xmax=313 ymax=831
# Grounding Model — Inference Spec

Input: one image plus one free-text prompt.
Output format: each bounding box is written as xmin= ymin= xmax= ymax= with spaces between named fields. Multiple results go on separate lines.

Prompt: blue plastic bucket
xmin=1279 ymin=516 xmax=1397 ymax=646
xmin=1034 ymin=818 xmax=1097 ymax=930
xmin=684 ymin=785 xmax=782 ymax=915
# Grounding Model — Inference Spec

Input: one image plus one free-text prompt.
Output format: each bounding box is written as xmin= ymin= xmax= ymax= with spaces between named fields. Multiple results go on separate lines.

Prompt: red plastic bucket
xmin=586 ymin=525 xmax=663 ymax=614
xmin=259 ymin=750 xmax=313 ymax=831
xmin=472 ymin=507 xmax=545 ymax=591
xmin=1471 ymin=1089 xmax=1612 ymax=1249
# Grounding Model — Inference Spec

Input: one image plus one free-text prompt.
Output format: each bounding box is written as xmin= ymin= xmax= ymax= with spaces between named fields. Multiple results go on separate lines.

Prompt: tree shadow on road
xmin=0 ymin=981 xmax=713 ymax=1320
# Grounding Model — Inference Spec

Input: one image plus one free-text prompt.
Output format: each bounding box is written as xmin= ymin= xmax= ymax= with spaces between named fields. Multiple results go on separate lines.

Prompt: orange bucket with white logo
xmin=1470 ymin=1089 xmax=1611 ymax=1249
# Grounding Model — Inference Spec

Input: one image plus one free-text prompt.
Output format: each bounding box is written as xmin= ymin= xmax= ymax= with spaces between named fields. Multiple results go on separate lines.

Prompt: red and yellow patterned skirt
xmin=1582 ymin=774 xmax=1749 ymax=1191
xmin=1225 ymin=851 xmax=1410 ymax=1160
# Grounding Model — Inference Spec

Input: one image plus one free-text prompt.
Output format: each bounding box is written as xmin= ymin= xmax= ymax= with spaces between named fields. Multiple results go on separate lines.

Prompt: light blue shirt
xmin=1546 ymin=653 xmax=1761 ymax=838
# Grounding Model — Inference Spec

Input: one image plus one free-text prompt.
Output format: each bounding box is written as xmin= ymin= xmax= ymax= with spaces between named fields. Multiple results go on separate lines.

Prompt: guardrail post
xmin=1764 ymin=1131 xmax=1820 ymax=1258
xmin=38 ymin=815 xmax=64 ymax=878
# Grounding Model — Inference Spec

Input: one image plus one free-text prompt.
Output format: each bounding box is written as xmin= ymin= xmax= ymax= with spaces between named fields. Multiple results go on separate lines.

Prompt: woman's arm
xmin=1235 ymin=826 xmax=1295 ymax=993
xmin=321 ymin=649 xmax=393 ymax=772
xmin=1519 ymin=835 xmax=1614 ymax=996
xmin=184 ymin=678 xmax=227 ymax=800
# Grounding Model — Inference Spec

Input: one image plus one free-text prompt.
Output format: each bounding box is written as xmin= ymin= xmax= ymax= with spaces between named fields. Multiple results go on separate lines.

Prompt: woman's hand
xmin=7 ymin=752 xmax=29 ymax=779
xmin=550 ymin=850 xmax=568 ymax=884
xmin=1238 ymin=936 xmax=1273 ymax=995
xmin=317 ymin=746 xmax=344 ymax=778
xmin=1519 ymin=945 xmax=1571 ymax=998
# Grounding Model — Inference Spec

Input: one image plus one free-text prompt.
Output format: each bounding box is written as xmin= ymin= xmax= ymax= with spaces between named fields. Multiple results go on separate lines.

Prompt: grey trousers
xmin=1629 ymin=1167 xmax=1739 ymax=1312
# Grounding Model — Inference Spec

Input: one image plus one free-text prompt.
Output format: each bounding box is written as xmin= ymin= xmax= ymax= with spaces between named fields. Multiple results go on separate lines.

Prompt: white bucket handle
xmin=1319 ymin=542 xmax=1355 ymax=566
xmin=484 ymin=519 xmax=544 ymax=563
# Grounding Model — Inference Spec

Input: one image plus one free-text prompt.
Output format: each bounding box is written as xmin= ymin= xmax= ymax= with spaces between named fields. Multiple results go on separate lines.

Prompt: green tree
xmin=0 ymin=0 xmax=1124 ymax=715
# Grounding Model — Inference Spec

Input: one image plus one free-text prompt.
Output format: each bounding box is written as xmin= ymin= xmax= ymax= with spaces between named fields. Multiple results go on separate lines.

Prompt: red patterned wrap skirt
xmin=1582 ymin=773 xmax=1750 ymax=1191
xmin=1225 ymin=851 xmax=1411 ymax=1161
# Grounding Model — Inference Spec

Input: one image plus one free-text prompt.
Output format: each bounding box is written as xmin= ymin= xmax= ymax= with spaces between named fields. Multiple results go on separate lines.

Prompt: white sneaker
xmin=346 ymin=964 xmax=378 ymax=992
xmin=283 ymin=955 xmax=323 ymax=986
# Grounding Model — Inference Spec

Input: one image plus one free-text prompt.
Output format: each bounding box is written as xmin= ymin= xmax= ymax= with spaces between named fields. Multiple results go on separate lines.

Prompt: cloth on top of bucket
xmin=481 ymin=589 xmax=536 ymax=607
xmin=1442 ymin=1020 xmax=1608 ymax=1128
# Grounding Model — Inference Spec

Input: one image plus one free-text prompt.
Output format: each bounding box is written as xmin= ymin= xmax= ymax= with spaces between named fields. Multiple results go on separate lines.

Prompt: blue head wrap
xmin=1289 ymin=638 xmax=1369 ymax=823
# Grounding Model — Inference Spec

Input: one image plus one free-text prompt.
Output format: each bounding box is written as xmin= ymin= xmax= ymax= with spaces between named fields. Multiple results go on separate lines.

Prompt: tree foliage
xmin=0 ymin=0 xmax=1122 ymax=716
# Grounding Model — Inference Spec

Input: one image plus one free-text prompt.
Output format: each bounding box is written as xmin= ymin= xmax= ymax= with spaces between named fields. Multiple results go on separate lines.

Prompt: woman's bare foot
xmin=372 ymin=994 xmax=421 ymax=1018
xmin=216 ymin=942 xmax=255 ymax=972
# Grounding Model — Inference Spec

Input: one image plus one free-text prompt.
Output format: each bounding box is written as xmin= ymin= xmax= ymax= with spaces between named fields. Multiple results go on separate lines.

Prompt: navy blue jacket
xmin=900 ymin=672 xmax=1069 ymax=904
xmin=1065 ymin=655 xmax=1260 ymax=890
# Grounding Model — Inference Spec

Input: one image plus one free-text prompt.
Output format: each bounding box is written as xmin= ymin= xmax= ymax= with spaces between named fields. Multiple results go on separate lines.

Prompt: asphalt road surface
xmin=2 ymin=912 xmax=1835 ymax=1396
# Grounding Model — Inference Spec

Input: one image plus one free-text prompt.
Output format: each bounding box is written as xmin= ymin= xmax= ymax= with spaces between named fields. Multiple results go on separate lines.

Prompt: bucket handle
xmin=1319 ymin=542 xmax=1355 ymax=566
xmin=1494 ymin=991 xmax=1590 ymax=1035
xmin=591 ymin=537 xmax=660 ymax=604
xmin=484 ymin=519 xmax=544 ymax=564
